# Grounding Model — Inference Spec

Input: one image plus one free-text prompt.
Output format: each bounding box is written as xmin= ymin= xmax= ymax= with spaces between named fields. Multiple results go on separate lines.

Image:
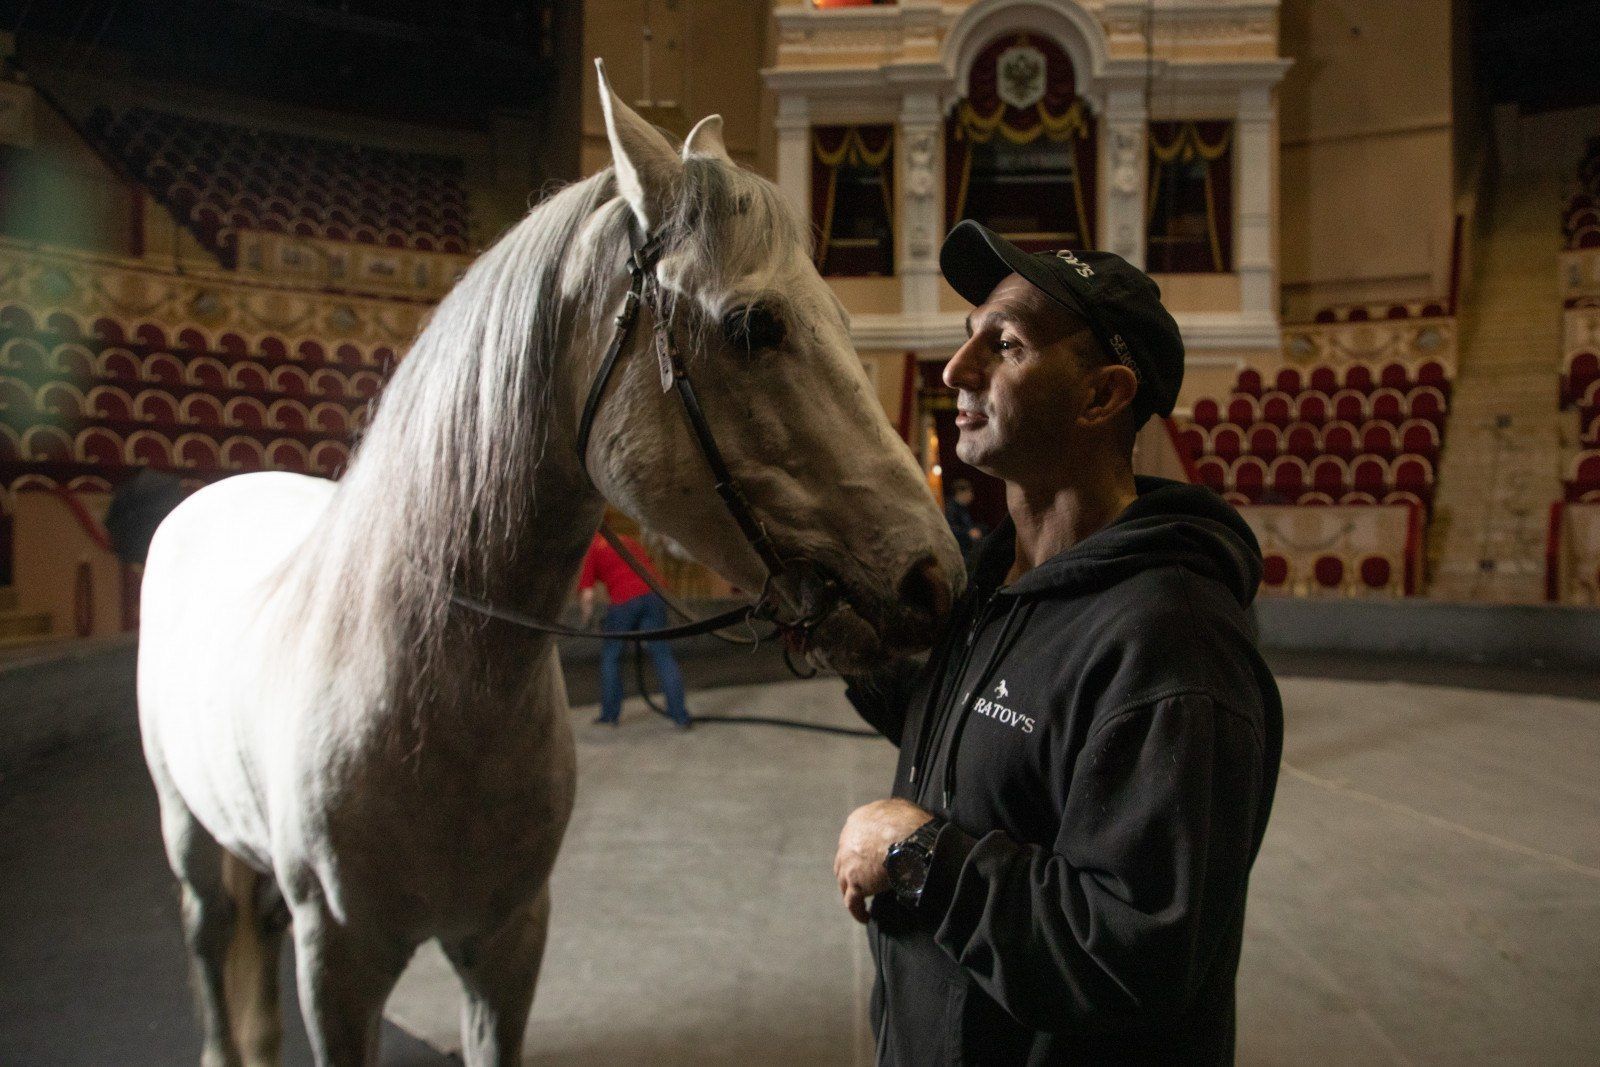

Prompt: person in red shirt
xmin=578 ymin=532 xmax=691 ymax=728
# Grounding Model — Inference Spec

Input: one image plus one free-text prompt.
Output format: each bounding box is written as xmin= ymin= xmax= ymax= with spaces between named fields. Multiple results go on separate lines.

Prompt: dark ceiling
xmin=1471 ymin=0 xmax=1600 ymax=113
xmin=0 ymin=0 xmax=564 ymax=127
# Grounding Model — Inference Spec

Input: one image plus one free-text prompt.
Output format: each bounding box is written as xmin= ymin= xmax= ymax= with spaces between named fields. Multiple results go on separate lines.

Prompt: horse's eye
xmin=722 ymin=304 xmax=786 ymax=355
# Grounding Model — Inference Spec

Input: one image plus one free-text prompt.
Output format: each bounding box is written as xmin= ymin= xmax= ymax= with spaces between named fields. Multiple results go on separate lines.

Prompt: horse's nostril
xmin=897 ymin=556 xmax=953 ymax=628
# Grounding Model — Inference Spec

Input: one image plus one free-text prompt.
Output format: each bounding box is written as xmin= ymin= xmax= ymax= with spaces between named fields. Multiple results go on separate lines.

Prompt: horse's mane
xmin=298 ymin=154 xmax=806 ymax=674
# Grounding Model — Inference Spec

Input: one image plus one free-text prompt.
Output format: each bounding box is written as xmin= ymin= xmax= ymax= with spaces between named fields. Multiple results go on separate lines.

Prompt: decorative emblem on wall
xmin=996 ymin=44 xmax=1047 ymax=110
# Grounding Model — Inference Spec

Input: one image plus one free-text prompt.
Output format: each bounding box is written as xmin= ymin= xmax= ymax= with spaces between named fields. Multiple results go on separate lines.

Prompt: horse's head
xmin=574 ymin=62 xmax=962 ymax=668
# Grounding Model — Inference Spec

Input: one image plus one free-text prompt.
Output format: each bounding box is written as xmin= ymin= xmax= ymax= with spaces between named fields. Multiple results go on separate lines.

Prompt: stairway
xmin=1429 ymin=165 xmax=1567 ymax=602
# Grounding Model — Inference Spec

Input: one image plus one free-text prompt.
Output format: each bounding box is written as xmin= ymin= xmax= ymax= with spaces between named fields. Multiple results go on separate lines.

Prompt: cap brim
xmin=939 ymin=220 xmax=1098 ymax=327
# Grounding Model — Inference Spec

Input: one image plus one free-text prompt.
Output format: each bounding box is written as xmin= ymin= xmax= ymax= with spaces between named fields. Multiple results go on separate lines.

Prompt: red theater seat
xmin=1260 ymin=390 xmax=1299 ymax=428
xmin=1360 ymin=421 xmax=1398 ymax=458
xmin=1370 ymin=388 xmax=1406 ymax=424
xmin=1378 ymin=361 xmax=1412 ymax=390
xmin=1284 ymin=422 xmax=1320 ymax=460
xmin=1312 ymin=554 xmax=1345 ymax=592
xmin=1359 ymin=555 xmax=1393 ymax=591
xmin=1295 ymin=391 xmax=1330 ymax=426
xmin=1248 ymin=424 xmax=1281 ymax=460
xmin=1309 ymin=455 xmax=1348 ymax=496
xmin=1233 ymin=456 xmax=1267 ymax=502
xmin=1269 ymin=456 xmax=1307 ymax=501
xmin=1321 ymin=421 xmax=1358 ymax=459
xmin=1190 ymin=397 xmax=1220 ymax=431
xmin=1262 ymin=553 xmax=1290 ymax=591
xmin=1332 ymin=388 xmax=1368 ymax=423
xmin=1226 ymin=394 xmax=1259 ymax=426
xmin=1308 ymin=365 xmax=1340 ymax=394
xmin=1211 ymin=424 xmax=1244 ymax=461
xmin=1195 ymin=456 xmax=1228 ymax=492
xmin=1408 ymin=386 xmax=1447 ymax=425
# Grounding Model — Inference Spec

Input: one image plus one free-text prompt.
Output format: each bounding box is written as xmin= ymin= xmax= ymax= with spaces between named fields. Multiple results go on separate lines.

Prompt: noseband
xmin=450 ymin=221 xmax=837 ymax=649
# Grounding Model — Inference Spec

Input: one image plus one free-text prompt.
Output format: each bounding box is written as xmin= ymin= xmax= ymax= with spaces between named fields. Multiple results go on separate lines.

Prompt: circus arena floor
xmin=2 ymin=646 xmax=1599 ymax=1065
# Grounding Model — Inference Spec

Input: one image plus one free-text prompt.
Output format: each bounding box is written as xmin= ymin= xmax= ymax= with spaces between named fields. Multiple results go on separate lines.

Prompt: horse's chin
xmin=798 ymin=607 xmax=883 ymax=675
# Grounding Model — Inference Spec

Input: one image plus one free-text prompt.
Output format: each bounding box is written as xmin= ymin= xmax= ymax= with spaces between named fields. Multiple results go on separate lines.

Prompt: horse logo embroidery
xmin=995 ymin=679 xmax=1009 ymax=699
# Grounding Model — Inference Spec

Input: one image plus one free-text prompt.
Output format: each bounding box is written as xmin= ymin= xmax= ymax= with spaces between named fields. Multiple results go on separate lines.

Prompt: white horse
xmin=137 ymin=65 xmax=961 ymax=1067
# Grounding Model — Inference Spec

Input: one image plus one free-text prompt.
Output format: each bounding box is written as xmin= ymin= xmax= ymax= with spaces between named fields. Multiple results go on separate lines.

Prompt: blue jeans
xmin=598 ymin=594 xmax=689 ymax=725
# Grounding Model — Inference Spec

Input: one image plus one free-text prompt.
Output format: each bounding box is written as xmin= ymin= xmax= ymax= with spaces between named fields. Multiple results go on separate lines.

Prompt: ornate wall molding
xmin=0 ymin=240 xmax=431 ymax=349
xmin=235 ymin=231 xmax=470 ymax=300
xmin=1281 ymin=316 xmax=1457 ymax=373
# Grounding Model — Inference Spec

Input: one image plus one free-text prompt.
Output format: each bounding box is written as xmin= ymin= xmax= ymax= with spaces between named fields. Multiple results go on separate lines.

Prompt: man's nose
xmin=943 ymin=338 xmax=984 ymax=392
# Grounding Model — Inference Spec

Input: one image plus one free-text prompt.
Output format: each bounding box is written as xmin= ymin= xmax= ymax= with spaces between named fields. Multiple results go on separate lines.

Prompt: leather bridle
xmin=450 ymin=221 xmax=839 ymax=648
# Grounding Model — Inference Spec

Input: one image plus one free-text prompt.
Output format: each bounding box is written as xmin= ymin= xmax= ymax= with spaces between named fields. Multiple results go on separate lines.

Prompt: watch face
xmin=886 ymin=844 xmax=930 ymax=896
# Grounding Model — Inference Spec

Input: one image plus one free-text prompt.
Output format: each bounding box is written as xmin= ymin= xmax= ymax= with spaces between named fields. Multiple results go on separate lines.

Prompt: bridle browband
xmin=449 ymin=218 xmax=834 ymax=650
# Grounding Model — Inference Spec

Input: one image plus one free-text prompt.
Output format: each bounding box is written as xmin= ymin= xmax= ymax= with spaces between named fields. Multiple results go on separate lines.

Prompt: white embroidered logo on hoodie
xmin=973 ymin=679 xmax=1035 ymax=734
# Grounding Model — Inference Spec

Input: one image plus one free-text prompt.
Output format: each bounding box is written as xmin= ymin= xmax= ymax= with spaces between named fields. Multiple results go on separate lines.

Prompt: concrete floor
xmin=3 ymin=648 xmax=1599 ymax=1064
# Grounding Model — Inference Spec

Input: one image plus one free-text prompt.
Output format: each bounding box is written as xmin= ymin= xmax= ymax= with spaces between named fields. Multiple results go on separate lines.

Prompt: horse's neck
xmin=313 ymin=333 xmax=614 ymax=726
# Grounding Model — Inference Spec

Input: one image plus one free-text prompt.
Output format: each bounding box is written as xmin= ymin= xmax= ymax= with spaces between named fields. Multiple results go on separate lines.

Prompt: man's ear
xmin=595 ymin=58 xmax=681 ymax=231
xmin=1081 ymin=364 xmax=1140 ymax=429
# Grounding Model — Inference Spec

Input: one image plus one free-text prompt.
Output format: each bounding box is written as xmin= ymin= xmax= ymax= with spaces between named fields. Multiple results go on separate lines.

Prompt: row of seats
xmin=1 ymin=345 xmax=384 ymax=400
xmin=88 ymin=106 xmax=471 ymax=256
xmin=1176 ymin=419 xmax=1441 ymax=462
xmin=1261 ymin=551 xmax=1406 ymax=596
xmin=2 ymin=423 xmax=351 ymax=477
xmin=1 ymin=380 xmax=366 ymax=434
xmin=0 ymin=308 xmax=399 ymax=370
xmin=1234 ymin=360 xmax=1449 ymax=398
xmin=1191 ymin=386 xmax=1448 ymax=430
xmin=1195 ymin=453 xmax=1436 ymax=504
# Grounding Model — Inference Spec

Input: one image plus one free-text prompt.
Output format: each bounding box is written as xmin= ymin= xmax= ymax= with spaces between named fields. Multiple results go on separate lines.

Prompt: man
xmin=578 ymin=531 xmax=692 ymax=729
xmin=943 ymin=478 xmax=987 ymax=566
xmin=833 ymin=221 xmax=1282 ymax=1064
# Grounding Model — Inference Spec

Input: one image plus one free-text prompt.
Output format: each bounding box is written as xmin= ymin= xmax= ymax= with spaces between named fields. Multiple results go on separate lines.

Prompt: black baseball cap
xmin=939 ymin=220 xmax=1185 ymax=420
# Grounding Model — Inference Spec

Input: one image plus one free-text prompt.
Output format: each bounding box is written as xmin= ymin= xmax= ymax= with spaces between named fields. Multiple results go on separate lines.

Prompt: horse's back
xmin=138 ymin=471 xmax=336 ymax=865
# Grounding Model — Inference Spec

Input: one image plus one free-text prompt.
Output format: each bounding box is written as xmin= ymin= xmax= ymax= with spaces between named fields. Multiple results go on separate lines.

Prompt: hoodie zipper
xmin=939 ymin=599 xmax=1033 ymax=810
xmin=907 ymin=589 xmax=991 ymax=795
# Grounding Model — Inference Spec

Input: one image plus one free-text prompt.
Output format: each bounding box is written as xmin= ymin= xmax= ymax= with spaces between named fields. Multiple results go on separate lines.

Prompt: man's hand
xmin=578 ymin=587 xmax=596 ymax=627
xmin=834 ymin=798 xmax=934 ymax=924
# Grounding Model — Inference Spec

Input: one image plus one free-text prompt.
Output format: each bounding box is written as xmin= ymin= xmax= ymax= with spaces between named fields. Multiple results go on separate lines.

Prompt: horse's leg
xmin=152 ymin=783 xmax=243 ymax=1067
xmin=221 ymin=853 xmax=289 ymax=1066
xmin=290 ymin=897 xmax=411 ymax=1067
xmin=442 ymin=885 xmax=553 ymax=1067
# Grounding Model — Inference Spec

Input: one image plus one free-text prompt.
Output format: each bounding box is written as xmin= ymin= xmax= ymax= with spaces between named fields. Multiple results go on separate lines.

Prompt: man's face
xmin=943 ymin=273 xmax=1100 ymax=481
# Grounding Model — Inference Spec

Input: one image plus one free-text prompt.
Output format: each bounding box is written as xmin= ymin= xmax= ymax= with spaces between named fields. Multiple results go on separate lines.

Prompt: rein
xmin=449 ymin=220 xmax=830 ymax=658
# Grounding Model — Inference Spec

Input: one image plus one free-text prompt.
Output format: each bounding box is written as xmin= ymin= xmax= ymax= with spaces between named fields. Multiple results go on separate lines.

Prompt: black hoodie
xmin=846 ymin=476 xmax=1283 ymax=1065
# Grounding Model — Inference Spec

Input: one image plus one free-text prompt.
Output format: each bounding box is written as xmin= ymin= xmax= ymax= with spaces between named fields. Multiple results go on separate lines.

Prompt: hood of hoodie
xmin=973 ymin=476 xmax=1263 ymax=608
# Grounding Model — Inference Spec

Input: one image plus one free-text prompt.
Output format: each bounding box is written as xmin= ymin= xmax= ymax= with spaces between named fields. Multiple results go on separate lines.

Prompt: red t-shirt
xmin=578 ymin=534 xmax=662 ymax=605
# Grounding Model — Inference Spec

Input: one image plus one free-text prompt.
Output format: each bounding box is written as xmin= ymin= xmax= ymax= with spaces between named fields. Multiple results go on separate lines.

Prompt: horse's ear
xmin=683 ymin=114 xmax=732 ymax=164
xmin=595 ymin=58 xmax=680 ymax=231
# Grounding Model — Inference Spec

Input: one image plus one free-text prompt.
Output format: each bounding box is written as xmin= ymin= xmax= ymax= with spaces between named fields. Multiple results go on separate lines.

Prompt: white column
xmin=1235 ymin=84 xmax=1276 ymax=322
xmin=775 ymin=94 xmax=811 ymax=226
xmin=1098 ymin=84 xmax=1148 ymax=267
xmin=899 ymin=89 xmax=943 ymax=317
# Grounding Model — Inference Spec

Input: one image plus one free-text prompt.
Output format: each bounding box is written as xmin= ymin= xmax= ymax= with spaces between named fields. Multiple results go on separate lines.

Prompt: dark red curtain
xmin=811 ymin=125 xmax=895 ymax=276
xmin=1145 ymin=120 xmax=1233 ymax=273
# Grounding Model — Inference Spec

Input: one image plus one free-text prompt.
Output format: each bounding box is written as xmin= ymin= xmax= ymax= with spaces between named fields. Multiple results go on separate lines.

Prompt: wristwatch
xmin=884 ymin=816 xmax=946 ymax=908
